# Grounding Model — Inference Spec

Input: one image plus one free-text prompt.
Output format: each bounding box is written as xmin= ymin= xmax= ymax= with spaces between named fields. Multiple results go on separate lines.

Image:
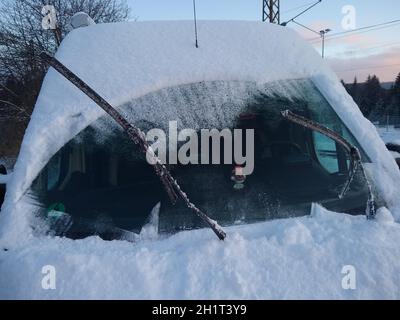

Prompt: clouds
xmin=293 ymin=24 xmax=400 ymax=83
xmin=325 ymin=45 xmax=400 ymax=82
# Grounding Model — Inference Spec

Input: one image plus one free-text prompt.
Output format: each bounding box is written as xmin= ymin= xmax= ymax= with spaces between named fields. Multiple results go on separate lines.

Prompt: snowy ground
xmin=376 ymin=126 xmax=400 ymax=144
xmin=376 ymin=126 xmax=400 ymax=158
xmin=0 ymin=128 xmax=400 ymax=300
xmin=0 ymin=205 xmax=399 ymax=300
xmin=0 ymin=128 xmax=399 ymax=300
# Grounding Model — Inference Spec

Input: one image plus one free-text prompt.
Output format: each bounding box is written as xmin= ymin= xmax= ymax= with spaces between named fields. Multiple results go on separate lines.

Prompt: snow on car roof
xmin=7 ymin=21 xmax=327 ymax=200
xmin=1 ymin=20 xmax=399 ymax=245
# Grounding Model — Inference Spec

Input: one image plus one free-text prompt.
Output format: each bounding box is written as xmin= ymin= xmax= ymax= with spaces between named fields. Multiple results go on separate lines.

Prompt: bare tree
xmin=0 ymin=0 xmax=131 ymax=157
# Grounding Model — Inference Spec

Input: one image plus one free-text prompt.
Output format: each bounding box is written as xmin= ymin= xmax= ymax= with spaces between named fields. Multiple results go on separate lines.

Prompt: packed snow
xmin=1 ymin=204 xmax=399 ymax=300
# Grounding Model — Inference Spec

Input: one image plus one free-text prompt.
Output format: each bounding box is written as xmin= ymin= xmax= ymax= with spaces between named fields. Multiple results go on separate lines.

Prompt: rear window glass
xmin=30 ymin=79 xmax=370 ymax=241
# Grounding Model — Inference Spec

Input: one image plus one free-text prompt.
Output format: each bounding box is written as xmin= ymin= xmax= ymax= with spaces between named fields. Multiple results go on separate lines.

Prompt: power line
xmin=311 ymin=23 xmax=400 ymax=44
xmin=291 ymin=20 xmax=331 ymax=58
xmin=281 ymin=0 xmax=322 ymax=26
xmin=330 ymin=41 xmax=400 ymax=57
xmin=307 ymin=19 xmax=400 ymax=43
xmin=329 ymin=19 xmax=400 ymax=37
xmin=292 ymin=20 xmax=320 ymax=35
xmin=282 ymin=1 xmax=316 ymax=14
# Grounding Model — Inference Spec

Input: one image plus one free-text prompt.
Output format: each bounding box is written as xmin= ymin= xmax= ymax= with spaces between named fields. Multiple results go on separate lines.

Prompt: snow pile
xmin=375 ymin=207 xmax=395 ymax=224
xmin=1 ymin=205 xmax=399 ymax=300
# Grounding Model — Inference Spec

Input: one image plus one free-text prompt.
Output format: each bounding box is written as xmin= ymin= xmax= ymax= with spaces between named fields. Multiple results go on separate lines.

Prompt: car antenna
xmin=193 ymin=0 xmax=199 ymax=48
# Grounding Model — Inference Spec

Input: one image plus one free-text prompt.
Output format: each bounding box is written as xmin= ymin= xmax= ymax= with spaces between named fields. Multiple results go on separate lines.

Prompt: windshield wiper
xmin=282 ymin=110 xmax=375 ymax=219
xmin=40 ymin=52 xmax=226 ymax=240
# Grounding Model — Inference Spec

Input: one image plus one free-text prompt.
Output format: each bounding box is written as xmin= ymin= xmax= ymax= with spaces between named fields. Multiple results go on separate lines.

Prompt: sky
xmin=127 ymin=0 xmax=400 ymax=83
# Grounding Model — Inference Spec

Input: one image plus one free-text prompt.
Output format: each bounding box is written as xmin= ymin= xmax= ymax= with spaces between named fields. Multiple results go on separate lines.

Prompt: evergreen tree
xmin=360 ymin=75 xmax=382 ymax=117
xmin=350 ymin=77 xmax=361 ymax=105
xmin=389 ymin=72 xmax=400 ymax=118
xmin=392 ymin=72 xmax=400 ymax=98
xmin=350 ymin=77 xmax=358 ymax=97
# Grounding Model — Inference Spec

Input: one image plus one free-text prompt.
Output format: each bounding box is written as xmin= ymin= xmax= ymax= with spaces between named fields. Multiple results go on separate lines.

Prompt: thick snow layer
xmin=1 ymin=20 xmax=400 ymax=245
xmin=1 ymin=204 xmax=400 ymax=300
xmin=5 ymin=21 xmax=328 ymax=205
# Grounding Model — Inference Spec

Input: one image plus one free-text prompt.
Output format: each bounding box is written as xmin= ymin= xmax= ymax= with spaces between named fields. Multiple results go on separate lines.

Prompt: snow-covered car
xmin=1 ymin=21 xmax=399 ymax=244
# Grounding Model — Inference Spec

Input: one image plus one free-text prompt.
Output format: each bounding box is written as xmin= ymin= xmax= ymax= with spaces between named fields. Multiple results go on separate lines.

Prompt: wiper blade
xmin=281 ymin=110 xmax=375 ymax=219
xmin=40 ymin=52 xmax=226 ymax=240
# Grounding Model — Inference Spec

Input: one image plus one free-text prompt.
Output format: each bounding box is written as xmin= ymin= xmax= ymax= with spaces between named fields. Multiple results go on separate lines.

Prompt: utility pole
xmin=263 ymin=0 xmax=280 ymax=24
xmin=292 ymin=21 xmax=331 ymax=58
xmin=262 ymin=1 xmax=328 ymax=58
xmin=319 ymin=29 xmax=331 ymax=58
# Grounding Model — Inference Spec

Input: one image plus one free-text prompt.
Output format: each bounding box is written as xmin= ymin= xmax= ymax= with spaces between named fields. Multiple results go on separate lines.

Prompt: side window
xmin=313 ymin=132 xmax=339 ymax=174
xmin=46 ymin=153 xmax=62 ymax=191
xmin=313 ymin=131 xmax=350 ymax=174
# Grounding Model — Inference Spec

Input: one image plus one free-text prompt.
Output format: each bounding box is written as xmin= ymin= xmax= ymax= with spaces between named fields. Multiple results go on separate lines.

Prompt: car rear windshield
xmin=30 ymin=79 xmax=370 ymax=241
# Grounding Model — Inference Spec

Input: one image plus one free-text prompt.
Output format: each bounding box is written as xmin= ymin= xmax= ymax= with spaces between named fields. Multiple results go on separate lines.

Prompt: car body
xmin=1 ymin=21 xmax=399 ymax=244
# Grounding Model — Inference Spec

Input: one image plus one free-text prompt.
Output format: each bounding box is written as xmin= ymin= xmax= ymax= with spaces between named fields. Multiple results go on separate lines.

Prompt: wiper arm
xmin=40 ymin=52 xmax=226 ymax=240
xmin=282 ymin=110 xmax=375 ymax=219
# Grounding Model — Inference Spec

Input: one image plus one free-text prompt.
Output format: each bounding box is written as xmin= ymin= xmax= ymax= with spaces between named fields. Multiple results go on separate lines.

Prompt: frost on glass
xmin=30 ymin=79 xmax=370 ymax=241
